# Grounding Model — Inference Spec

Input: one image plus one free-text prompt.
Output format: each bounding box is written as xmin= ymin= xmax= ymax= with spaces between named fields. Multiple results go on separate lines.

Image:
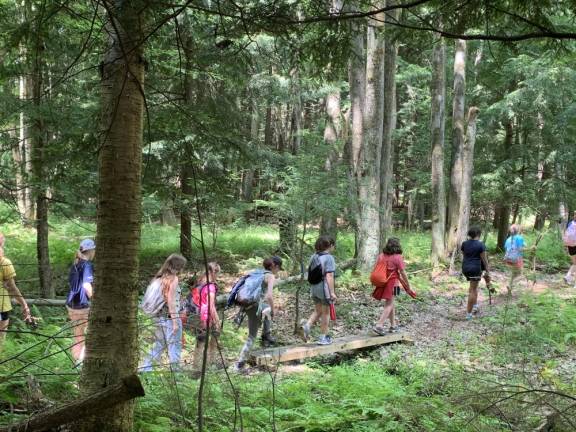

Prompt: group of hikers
xmin=1 ymin=209 xmax=575 ymax=372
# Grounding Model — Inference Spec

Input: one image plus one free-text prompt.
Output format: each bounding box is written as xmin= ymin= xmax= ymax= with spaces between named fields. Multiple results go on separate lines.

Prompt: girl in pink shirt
xmin=372 ymin=238 xmax=412 ymax=334
xmin=193 ymin=262 xmax=221 ymax=369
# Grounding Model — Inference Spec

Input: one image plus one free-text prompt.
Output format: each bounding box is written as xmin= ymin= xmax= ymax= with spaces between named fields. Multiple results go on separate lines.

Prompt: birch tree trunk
xmin=430 ymin=34 xmax=447 ymax=268
xmin=355 ymin=9 xmax=385 ymax=270
xmin=78 ymin=2 xmax=147 ymax=430
xmin=380 ymin=3 xmax=398 ymax=244
xmin=446 ymin=39 xmax=466 ymax=253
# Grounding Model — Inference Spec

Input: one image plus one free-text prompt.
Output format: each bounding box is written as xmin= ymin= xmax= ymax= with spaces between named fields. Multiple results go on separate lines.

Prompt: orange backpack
xmin=370 ymin=254 xmax=394 ymax=287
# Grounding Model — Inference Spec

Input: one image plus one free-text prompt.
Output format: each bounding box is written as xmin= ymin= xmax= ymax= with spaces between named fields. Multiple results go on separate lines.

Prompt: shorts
xmin=312 ymin=296 xmax=331 ymax=306
xmin=568 ymin=246 xmax=576 ymax=256
xmin=463 ymin=270 xmax=482 ymax=281
xmin=0 ymin=310 xmax=9 ymax=321
xmin=505 ymin=257 xmax=523 ymax=269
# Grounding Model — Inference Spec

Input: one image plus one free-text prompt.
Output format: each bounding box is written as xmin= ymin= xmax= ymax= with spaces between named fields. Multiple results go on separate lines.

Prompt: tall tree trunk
xmin=320 ymin=91 xmax=341 ymax=239
xmin=348 ymin=16 xmax=366 ymax=261
xmin=496 ymin=120 xmax=514 ymax=250
xmin=380 ymin=3 xmax=398 ymax=244
xmin=354 ymin=9 xmax=384 ymax=270
xmin=241 ymin=101 xmax=259 ymax=202
xmin=29 ymin=4 xmax=52 ymax=298
xmin=455 ymin=107 xmax=479 ymax=250
xmin=446 ymin=39 xmax=466 ymax=253
xmin=430 ymin=34 xmax=447 ymax=268
xmin=180 ymin=162 xmax=193 ymax=261
xmin=79 ymin=2 xmax=146 ymax=431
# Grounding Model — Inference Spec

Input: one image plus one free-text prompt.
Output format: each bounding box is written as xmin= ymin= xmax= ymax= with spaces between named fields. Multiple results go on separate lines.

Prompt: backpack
xmin=370 ymin=254 xmax=394 ymax=287
xmin=563 ymin=221 xmax=576 ymax=247
xmin=504 ymin=235 xmax=521 ymax=264
xmin=66 ymin=261 xmax=91 ymax=309
xmin=226 ymin=274 xmax=251 ymax=308
xmin=307 ymin=253 xmax=325 ymax=285
xmin=141 ymin=278 xmax=165 ymax=317
xmin=235 ymin=269 xmax=270 ymax=306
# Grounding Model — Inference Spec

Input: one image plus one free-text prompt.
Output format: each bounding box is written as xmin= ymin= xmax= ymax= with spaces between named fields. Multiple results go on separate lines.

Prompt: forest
xmin=0 ymin=0 xmax=575 ymax=431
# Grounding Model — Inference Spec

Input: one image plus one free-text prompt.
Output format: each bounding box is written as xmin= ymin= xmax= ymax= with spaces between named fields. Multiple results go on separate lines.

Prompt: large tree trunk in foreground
xmin=320 ymin=91 xmax=341 ymax=239
xmin=79 ymin=2 xmax=147 ymax=431
xmin=380 ymin=3 xmax=398 ymax=244
xmin=455 ymin=107 xmax=479 ymax=250
xmin=353 ymin=10 xmax=384 ymax=271
xmin=430 ymin=34 xmax=447 ymax=268
xmin=446 ymin=39 xmax=466 ymax=253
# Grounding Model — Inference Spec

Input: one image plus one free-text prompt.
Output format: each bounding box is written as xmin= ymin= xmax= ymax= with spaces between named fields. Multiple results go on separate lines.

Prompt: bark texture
xmin=430 ymin=34 xmax=447 ymax=268
xmin=380 ymin=3 xmax=398 ymax=243
xmin=446 ymin=39 xmax=467 ymax=253
xmin=78 ymin=2 xmax=147 ymax=431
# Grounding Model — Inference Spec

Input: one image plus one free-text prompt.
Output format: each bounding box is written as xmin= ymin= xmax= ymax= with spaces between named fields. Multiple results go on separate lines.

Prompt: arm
xmin=82 ymin=282 xmax=93 ymax=298
xmin=480 ymin=252 xmax=490 ymax=274
xmin=5 ymin=278 xmax=31 ymax=319
xmin=398 ymin=269 xmax=411 ymax=290
xmin=325 ymin=272 xmax=336 ymax=300
xmin=265 ymin=274 xmax=275 ymax=311
xmin=82 ymin=262 xmax=94 ymax=298
xmin=167 ymin=278 xmax=179 ymax=332
xmin=208 ymin=290 xmax=220 ymax=328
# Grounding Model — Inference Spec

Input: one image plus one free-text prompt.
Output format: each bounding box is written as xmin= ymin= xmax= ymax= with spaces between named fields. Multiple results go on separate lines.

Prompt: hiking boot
xmin=299 ymin=320 xmax=310 ymax=342
xmin=261 ymin=333 xmax=277 ymax=347
xmin=316 ymin=335 xmax=333 ymax=345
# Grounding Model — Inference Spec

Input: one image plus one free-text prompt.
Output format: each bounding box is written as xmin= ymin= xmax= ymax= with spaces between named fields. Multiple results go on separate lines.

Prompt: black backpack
xmin=307 ymin=253 xmax=325 ymax=284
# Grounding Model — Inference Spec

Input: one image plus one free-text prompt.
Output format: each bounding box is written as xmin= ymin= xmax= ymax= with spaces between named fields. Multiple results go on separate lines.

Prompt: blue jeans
xmin=141 ymin=316 xmax=182 ymax=372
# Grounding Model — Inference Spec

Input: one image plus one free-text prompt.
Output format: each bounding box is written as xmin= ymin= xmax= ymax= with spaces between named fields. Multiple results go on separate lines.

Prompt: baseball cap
xmin=271 ymin=256 xmax=283 ymax=270
xmin=79 ymin=238 xmax=96 ymax=252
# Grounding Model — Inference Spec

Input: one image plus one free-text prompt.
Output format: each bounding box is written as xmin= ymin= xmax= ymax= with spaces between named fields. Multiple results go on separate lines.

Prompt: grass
xmin=1 ymin=222 xmax=575 ymax=431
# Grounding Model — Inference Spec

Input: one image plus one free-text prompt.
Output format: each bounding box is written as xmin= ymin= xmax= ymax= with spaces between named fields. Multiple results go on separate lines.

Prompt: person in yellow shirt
xmin=0 ymin=233 xmax=32 ymax=346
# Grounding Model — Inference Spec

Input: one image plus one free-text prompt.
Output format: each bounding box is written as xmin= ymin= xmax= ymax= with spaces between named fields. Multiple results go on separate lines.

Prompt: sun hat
xmin=79 ymin=239 xmax=96 ymax=252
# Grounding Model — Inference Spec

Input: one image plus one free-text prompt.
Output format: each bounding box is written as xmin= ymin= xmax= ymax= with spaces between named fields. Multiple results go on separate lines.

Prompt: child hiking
xmin=233 ymin=256 xmax=282 ymax=371
xmin=504 ymin=224 xmax=526 ymax=294
xmin=65 ymin=239 xmax=96 ymax=363
xmin=371 ymin=237 xmax=413 ymax=334
xmin=461 ymin=227 xmax=492 ymax=320
xmin=191 ymin=262 xmax=222 ymax=369
xmin=141 ymin=254 xmax=187 ymax=372
xmin=0 ymin=233 xmax=32 ymax=348
xmin=563 ymin=210 xmax=576 ymax=286
xmin=300 ymin=235 xmax=337 ymax=345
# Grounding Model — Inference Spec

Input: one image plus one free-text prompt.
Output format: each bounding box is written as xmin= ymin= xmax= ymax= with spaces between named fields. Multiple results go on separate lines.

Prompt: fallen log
xmin=0 ymin=374 xmax=145 ymax=432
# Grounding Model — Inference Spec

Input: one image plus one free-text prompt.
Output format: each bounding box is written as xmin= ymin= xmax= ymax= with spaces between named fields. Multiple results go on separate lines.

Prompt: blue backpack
xmin=66 ymin=261 xmax=91 ymax=309
xmin=504 ymin=235 xmax=521 ymax=264
xmin=227 ymin=269 xmax=270 ymax=307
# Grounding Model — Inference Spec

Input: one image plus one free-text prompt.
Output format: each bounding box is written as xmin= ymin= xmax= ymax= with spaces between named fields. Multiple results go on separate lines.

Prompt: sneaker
xmin=299 ymin=320 xmax=310 ymax=342
xmin=389 ymin=326 xmax=399 ymax=333
xmin=466 ymin=313 xmax=473 ymax=321
xmin=233 ymin=361 xmax=245 ymax=372
xmin=472 ymin=304 xmax=479 ymax=314
xmin=372 ymin=325 xmax=387 ymax=336
xmin=563 ymin=275 xmax=573 ymax=285
xmin=316 ymin=335 xmax=333 ymax=345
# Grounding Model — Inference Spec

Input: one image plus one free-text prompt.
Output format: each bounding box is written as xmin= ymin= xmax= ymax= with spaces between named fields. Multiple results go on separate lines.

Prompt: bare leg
xmin=307 ymin=303 xmax=323 ymax=328
xmin=467 ymin=281 xmax=480 ymax=314
xmin=377 ymin=299 xmax=394 ymax=327
xmin=0 ymin=319 xmax=9 ymax=348
xmin=319 ymin=305 xmax=330 ymax=335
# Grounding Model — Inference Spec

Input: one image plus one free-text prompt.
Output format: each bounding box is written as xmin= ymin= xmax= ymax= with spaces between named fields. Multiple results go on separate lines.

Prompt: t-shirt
xmin=199 ymin=283 xmax=218 ymax=323
xmin=378 ymin=253 xmax=405 ymax=286
xmin=461 ymin=240 xmax=486 ymax=272
xmin=0 ymin=257 xmax=16 ymax=313
xmin=66 ymin=260 xmax=94 ymax=309
xmin=504 ymin=235 xmax=525 ymax=257
xmin=309 ymin=253 xmax=336 ymax=300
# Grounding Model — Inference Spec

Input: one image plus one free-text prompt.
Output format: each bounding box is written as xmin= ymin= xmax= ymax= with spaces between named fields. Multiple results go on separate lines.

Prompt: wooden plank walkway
xmin=250 ymin=332 xmax=413 ymax=366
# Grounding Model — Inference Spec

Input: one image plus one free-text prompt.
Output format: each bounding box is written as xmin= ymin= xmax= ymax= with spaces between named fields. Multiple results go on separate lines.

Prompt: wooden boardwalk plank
xmin=250 ymin=332 xmax=413 ymax=366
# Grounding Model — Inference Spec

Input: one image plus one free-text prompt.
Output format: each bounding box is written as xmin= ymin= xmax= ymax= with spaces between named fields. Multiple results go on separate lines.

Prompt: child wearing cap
xmin=234 ymin=256 xmax=281 ymax=371
xmin=0 ymin=233 xmax=32 ymax=347
xmin=66 ymin=239 xmax=96 ymax=363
